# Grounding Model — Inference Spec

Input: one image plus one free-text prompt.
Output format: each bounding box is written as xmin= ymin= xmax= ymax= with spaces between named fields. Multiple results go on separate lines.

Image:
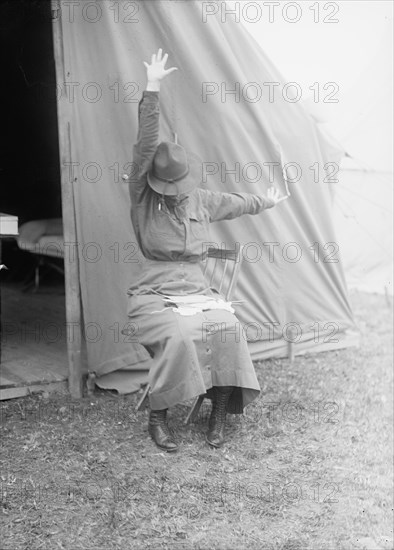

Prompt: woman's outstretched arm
xmin=201 ymin=186 xmax=286 ymax=222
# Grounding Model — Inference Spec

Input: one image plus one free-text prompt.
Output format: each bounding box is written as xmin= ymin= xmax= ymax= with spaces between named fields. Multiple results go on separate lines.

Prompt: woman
xmin=128 ymin=49 xmax=282 ymax=452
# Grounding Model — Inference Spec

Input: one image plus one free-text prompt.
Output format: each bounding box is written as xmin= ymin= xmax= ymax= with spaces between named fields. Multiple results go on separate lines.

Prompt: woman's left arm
xmin=202 ymin=187 xmax=286 ymax=222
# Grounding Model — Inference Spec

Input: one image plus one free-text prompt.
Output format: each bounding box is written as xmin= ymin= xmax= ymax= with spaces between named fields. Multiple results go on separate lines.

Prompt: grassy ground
xmin=1 ymin=291 xmax=393 ymax=550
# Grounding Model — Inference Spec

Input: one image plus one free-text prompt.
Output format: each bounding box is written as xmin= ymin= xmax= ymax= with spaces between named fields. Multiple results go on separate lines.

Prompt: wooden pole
xmin=51 ymin=2 xmax=83 ymax=398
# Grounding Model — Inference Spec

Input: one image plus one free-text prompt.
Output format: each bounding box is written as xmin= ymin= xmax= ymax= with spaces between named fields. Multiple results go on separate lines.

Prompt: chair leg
xmin=34 ymin=263 xmax=40 ymax=292
xmin=135 ymin=388 xmax=207 ymax=422
xmin=184 ymin=394 xmax=206 ymax=425
xmin=136 ymin=384 xmax=150 ymax=411
xmin=86 ymin=372 xmax=96 ymax=396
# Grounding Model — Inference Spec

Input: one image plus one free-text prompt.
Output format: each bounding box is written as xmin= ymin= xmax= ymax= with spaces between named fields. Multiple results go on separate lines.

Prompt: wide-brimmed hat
xmin=147 ymin=141 xmax=201 ymax=196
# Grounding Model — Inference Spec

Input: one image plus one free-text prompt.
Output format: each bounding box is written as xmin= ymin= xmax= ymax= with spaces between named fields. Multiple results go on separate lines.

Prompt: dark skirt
xmin=127 ymin=259 xmax=261 ymax=412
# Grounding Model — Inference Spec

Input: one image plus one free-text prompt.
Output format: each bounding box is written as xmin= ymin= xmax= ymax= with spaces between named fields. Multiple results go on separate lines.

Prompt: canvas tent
xmin=238 ymin=1 xmax=393 ymax=297
xmin=52 ymin=0 xmax=356 ymax=398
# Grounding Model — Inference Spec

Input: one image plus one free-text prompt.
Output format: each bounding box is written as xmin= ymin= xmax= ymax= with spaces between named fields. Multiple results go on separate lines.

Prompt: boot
xmin=148 ymin=409 xmax=178 ymax=452
xmin=206 ymin=386 xmax=233 ymax=448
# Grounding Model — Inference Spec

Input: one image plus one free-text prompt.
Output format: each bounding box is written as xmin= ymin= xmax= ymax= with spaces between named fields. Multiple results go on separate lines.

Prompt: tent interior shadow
xmin=0 ymin=281 xmax=88 ymax=401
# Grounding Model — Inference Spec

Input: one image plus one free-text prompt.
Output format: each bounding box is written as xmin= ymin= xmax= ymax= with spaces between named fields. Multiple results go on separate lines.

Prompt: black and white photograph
xmin=0 ymin=1 xmax=393 ymax=548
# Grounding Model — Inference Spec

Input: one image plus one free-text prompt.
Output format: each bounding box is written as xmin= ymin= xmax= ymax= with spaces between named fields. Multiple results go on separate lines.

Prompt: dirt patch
xmin=1 ymin=291 xmax=393 ymax=549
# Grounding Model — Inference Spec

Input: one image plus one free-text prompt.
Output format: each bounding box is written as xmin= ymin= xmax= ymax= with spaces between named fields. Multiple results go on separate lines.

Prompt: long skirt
xmin=127 ymin=292 xmax=261 ymax=413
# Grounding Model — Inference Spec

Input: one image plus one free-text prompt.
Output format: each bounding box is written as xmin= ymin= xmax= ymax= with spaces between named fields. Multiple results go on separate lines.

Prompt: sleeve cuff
xmin=265 ymin=197 xmax=276 ymax=209
xmin=142 ymin=90 xmax=159 ymax=101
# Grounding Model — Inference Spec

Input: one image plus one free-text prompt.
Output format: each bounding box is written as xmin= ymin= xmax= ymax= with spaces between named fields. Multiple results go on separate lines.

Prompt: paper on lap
xmin=162 ymin=295 xmax=235 ymax=316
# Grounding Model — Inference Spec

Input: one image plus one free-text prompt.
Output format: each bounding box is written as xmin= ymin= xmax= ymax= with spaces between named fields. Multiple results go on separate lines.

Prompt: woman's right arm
xmin=129 ymin=49 xmax=177 ymax=202
xmin=129 ymin=91 xmax=160 ymax=201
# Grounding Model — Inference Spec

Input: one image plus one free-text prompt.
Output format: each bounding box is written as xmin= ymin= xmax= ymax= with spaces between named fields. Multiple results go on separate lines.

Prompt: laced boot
xmin=148 ymin=409 xmax=178 ymax=452
xmin=206 ymin=386 xmax=233 ymax=448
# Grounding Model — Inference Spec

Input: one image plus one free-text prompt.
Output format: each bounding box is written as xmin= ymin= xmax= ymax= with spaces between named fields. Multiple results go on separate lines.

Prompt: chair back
xmin=203 ymin=245 xmax=244 ymax=301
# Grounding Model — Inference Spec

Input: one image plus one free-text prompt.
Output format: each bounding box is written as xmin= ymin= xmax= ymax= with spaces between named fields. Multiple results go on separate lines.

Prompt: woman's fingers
xmin=147 ymin=50 xmax=171 ymax=67
xmin=144 ymin=50 xmax=177 ymax=80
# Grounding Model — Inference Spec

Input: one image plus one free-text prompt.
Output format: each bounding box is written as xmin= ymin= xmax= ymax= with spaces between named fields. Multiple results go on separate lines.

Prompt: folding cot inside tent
xmin=52 ymin=0 xmax=356 ymax=396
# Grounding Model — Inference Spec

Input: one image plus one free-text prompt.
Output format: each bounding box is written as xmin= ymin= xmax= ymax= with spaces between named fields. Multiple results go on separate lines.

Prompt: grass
xmin=0 ymin=291 xmax=393 ymax=550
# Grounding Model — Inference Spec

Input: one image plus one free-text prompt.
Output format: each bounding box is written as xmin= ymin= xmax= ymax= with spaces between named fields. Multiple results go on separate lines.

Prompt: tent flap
xmin=57 ymin=0 xmax=355 ymax=379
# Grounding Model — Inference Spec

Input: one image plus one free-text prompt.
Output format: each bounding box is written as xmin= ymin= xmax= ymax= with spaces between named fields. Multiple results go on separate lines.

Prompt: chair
xmin=135 ymin=244 xmax=244 ymax=421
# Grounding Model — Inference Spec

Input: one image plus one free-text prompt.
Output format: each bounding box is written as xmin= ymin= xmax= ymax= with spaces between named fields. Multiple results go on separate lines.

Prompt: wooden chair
xmin=135 ymin=245 xmax=244 ymax=421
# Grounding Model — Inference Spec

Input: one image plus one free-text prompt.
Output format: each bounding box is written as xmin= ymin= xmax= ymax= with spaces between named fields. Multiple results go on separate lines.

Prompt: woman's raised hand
xmin=143 ymin=48 xmax=178 ymax=84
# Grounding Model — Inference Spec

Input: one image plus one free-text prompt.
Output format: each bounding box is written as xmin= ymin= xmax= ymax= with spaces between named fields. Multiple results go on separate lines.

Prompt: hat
xmin=147 ymin=141 xmax=201 ymax=196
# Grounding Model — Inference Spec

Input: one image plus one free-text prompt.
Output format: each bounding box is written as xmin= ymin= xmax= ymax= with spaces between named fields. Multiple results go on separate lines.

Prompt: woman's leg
xmin=128 ymin=296 xmax=261 ymax=448
xmin=128 ymin=295 xmax=206 ymax=451
xmin=206 ymin=386 xmax=234 ymax=448
xmin=148 ymin=408 xmax=178 ymax=452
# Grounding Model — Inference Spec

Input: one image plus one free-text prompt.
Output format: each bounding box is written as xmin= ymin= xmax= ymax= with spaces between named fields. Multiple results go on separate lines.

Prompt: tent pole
xmin=52 ymin=3 xmax=83 ymax=398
